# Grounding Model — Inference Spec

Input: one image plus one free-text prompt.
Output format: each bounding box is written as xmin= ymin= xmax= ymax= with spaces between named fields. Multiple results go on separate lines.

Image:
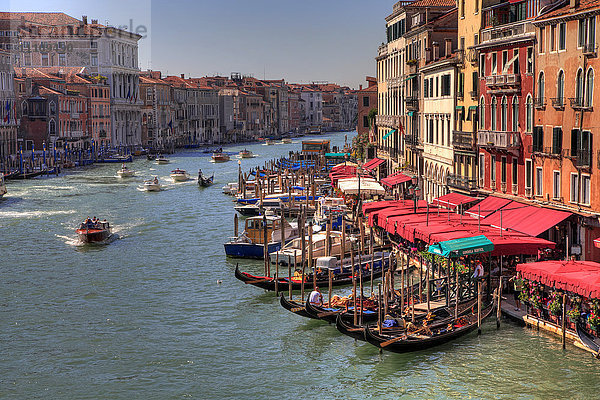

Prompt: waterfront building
xmin=532 ymin=0 xmax=600 ymax=260
xmin=287 ymin=90 xmax=301 ymax=135
xmin=139 ymin=72 xmax=173 ymax=149
xmin=298 ymin=87 xmax=323 ymax=133
xmin=163 ymin=74 xmax=203 ymax=147
xmin=356 ymin=76 xmax=377 ymax=148
xmin=451 ymin=0 xmax=484 ymax=195
xmin=0 ymin=48 xmax=17 ymax=159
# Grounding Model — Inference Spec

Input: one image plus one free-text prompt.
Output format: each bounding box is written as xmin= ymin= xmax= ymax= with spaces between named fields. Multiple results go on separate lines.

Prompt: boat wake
xmin=57 ymin=233 xmax=120 ymax=247
xmin=0 ymin=210 xmax=77 ymax=219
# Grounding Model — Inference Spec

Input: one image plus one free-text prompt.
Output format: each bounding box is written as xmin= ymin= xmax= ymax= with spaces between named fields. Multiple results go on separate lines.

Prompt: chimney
xmin=426 ymin=48 xmax=432 ymax=62
xmin=570 ymin=0 xmax=579 ymax=8
xmin=359 ymin=84 xmax=363 ymax=90
xmin=82 ymin=15 xmax=87 ymax=25
xmin=181 ymin=73 xmax=185 ymax=79
xmin=433 ymin=42 xmax=440 ymax=61
xmin=445 ymin=39 xmax=452 ymax=57
xmin=91 ymin=19 xmax=98 ymax=25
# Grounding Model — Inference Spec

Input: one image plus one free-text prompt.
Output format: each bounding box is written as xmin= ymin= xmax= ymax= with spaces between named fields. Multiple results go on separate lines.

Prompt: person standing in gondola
xmin=309 ymin=286 xmax=323 ymax=306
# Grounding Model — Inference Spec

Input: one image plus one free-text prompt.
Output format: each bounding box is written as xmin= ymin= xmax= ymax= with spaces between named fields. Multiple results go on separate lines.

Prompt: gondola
xmin=198 ymin=173 xmax=214 ymax=187
xmin=13 ymin=170 xmax=46 ymax=179
xmin=280 ymin=295 xmax=315 ymax=319
xmin=576 ymin=321 xmax=600 ymax=355
xmin=304 ymin=297 xmax=379 ymax=324
xmin=364 ymin=301 xmax=494 ymax=353
xmin=147 ymin=154 xmax=156 ymax=160
xmin=2 ymin=170 xmax=19 ymax=180
xmin=234 ymin=263 xmax=384 ymax=292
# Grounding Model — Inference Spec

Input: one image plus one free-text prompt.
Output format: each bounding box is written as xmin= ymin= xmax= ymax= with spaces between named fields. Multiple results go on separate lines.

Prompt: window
xmin=557 ymin=70 xmax=565 ymax=103
xmin=550 ymin=24 xmax=556 ymax=51
xmin=585 ymin=68 xmax=594 ymax=107
xmin=441 ymin=74 xmax=451 ymax=96
xmin=552 ymin=127 xmax=563 ymax=155
xmin=536 ymin=167 xmax=543 ymax=196
xmin=582 ymin=175 xmax=591 ymax=205
xmin=576 ymin=68 xmax=584 ymax=102
xmin=362 ymin=96 xmax=369 ymax=107
xmin=492 ymin=52 xmax=497 ymax=74
xmin=553 ymin=171 xmax=561 ymax=199
xmin=512 ymin=158 xmax=518 ymax=186
xmin=479 ymin=153 xmax=485 ymax=180
xmin=538 ymin=72 xmax=545 ymax=102
xmin=91 ymin=41 xmax=98 ymax=49
xmin=58 ymin=53 xmax=66 ymax=66
xmin=533 ymin=126 xmax=544 ymax=152
xmin=502 ymin=50 xmax=508 ymax=73
xmin=570 ymin=173 xmax=579 ymax=203
xmin=424 ymin=78 xmax=429 ymax=98
xmin=461 ymin=0 xmax=465 ymax=18
xmin=458 ymin=72 xmax=464 ymax=96
xmin=526 ymin=95 xmax=533 ymax=132
xmin=363 ymin=115 xmax=369 ymax=128
xmin=479 ymin=97 xmax=485 ymax=128
xmin=511 ymin=96 xmax=519 ymax=131
xmin=501 ymin=156 xmax=507 ymax=184
xmin=579 ymin=19 xmax=587 ymax=47
xmin=539 ymin=27 xmax=545 ymax=53
xmin=513 ymin=49 xmax=520 ymax=74
xmin=589 ymin=17 xmax=596 ymax=47
xmin=527 ymin=47 xmax=533 ymax=73
xmin=49 ymin=101 xmax=56 ymax=115
xmin=525 ymin=159 xmax=533 ymax=189
xmin=41 ymin=53 xmax=49 ymax=66
xmin=557 ymin=23 xmax=567 ymax=52
xmin=501 ymin=96 xmax=507 ymax=131
xmin=491 ymin=97 xmax=497 ymax=130
xmin=480 ymin=54 xmax=485 ymax=77
xmin=491 ymin=155 xmax=496 ymax=182
xmin=49 ymin=119 xmax=56 ymax=135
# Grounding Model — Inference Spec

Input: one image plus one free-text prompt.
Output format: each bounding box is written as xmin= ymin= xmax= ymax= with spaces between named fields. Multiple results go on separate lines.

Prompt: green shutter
xmin=571 ymin=129 xmax=580 ymax=158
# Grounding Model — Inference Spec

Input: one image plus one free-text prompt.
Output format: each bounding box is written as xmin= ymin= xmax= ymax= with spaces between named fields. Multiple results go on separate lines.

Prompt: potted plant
xmin=548 ymin=292 xmax=562 ymax=324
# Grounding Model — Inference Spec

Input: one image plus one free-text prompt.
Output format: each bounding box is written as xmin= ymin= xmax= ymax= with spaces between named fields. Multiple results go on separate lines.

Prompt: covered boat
xmin=155 ymin=154 xmax=170 ymax=164
xmin=212 ymin=152 xmax=230 ymax=162
xmin=224 ymin=215 xmax=297 ymax=259
xmin=76 ymin=219 xmax=112 ymax=243
xmin=239 ymin=149 xmax=253 ymax=158
xmin=170 ymin=168 xmax=189 ymax=182
xmin=269 ymin=230 xmax=352 ymax=265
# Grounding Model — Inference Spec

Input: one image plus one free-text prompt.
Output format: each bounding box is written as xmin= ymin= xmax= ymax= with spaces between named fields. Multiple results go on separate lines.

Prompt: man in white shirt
xmin=309 ymin=286 xmax=323 ymax=306
xmin=472 ymin=261 xmax=484 ymax=279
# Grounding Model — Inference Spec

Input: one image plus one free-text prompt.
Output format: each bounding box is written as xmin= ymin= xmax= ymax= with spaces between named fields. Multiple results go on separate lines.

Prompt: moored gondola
xmin=304 ymin=296 xmax=379 ymax=324
xmin=234 ymin=263 xmax=384 ymax=291
xmin=279 ymin=295 xmax=315 ymax=319
xmin=364 ymin=301 xmax=495 ymax=353
xmin=576 ymin=321 xmax=600 ymax=355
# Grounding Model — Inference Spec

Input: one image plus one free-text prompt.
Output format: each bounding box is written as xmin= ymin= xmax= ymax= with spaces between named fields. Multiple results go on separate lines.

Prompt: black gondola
xmin=279 ymin=295 xmax=315 ymax=319
xmin=147 ymin=154 xmax=156 ymax=160
xmin=198 ymin=172 xmax=214 ymax=187
xmin=304 ymin=297 xmax=379 ymax=324
xmin=364 ymin=302 xmax=494 ymax=353
xmin=234 ymin=264 xmax=385 ymax=292
xmin=576 ymin=321 xmax=600 ymax=355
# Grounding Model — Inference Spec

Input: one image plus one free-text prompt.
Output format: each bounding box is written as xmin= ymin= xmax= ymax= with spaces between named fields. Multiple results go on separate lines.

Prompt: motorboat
xmin=234 ymin=199 xmax=281 ymax=217
xmin=0 ymin=175 xmax=6 ymax=198
xmin=222 ymin=182 xmax=239 ymax=195
xmin=155 ymin=154 xmax=170 ymax=164
xmin=198 ymin=170 xmax=214 ymax=187
xmin=269 ymin=230 xmax=353 ymax=266
xmin=264 ymin=139 xmax=275 ymax=145
xmin=116 ymin=163 xmax=135 ymax=178
xmin=281 ymin=138 xmax=292 ymax=144
xmin=239 ymin=149 xmax=254 ymax=158
xmin=224 ymin=215 xmax=298 ymax=259
xmin=143 ymin=177 xmax=161 ymax=191
xmin=170 ymin=168 xmax=190 ymax=182
xmin=76 ymin=219 xmax=112 ymax=243
xmin=313 ymin=197 xmax=348 ymax=230
xmin=212 ymin=152 xmax=230 ymax=163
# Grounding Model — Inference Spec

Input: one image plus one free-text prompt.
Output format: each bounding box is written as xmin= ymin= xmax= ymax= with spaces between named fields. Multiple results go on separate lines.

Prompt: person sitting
xmin=153 ymin=176 xmax=159 ymax=184
xmin=293 ymin=268 xmax=302 ymax=279
xmin=309 ymin=287 xmax=323 ymax=306
xmin=472 ymin=261 xmax=484 ymax=279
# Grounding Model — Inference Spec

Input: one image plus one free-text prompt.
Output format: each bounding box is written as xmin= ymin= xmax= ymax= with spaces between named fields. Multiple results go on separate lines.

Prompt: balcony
xmin=583 ymin=43 xmax=597 ymax=57
xmin=407 ymin=61 xmax=418 ymax=74
xmin=551 ymin=97 xmax=565 ymax=109
xmin=378 ymin=43 xmax=388 ymax=58
xmin=446 ymin=174 xmax=478 ymax=192
xmin=575 ymin=150 xmax=592 ymax=168
xmin=512 ymin=183 xmax=518 ymax=195
xmin=469 ymin=90 xmax=478 ymax=99
xmin=375 ymin=114 xmax=400 ymax=128
xmin=405 ymin=96 xmax=419 ymax=111
xmin=405 ymin=134 xmax=423 ymax=148
xmin=534 ymin=97 xmax=546 ymax=109
xmin=457 ymin=91 xmax=464 ymax=100
xmin=452 ymin=130 xmax=475 ymax=149
xmin=500 ymin=182 xmax=507 ymax=193
xmin=477 ymin=130 xmax=520 ymax=150
xmin=480 ymin=20 xmax=535 ymax=45
xmin=387 ymin=77 xmax=402 ymax=88
xmin=466 ymin=48 xmax=479 ymax=64
xmin=570 ymin=97 xmax=592 ymax=111
xmin=485 ymin=74 xmax=520 ymax=90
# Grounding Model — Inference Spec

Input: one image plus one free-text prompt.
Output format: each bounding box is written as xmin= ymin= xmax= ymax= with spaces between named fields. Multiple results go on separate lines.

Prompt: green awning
xmin=325 ymin=152 xmax=350 ymax=158
xmin=403 ymin=74 xmax=417 ymax=81
xmin=456 ymin=106 xmax=465 ymax=111
xmin=382 ymin=129 xmax=396 ymax=140
xmin=468 ymin=106 xmax=478 ymax=111
xmin=407 ymin=111 xmax=414 ymax=117
xmin=428 ymin=235 xmax=494 ymax=258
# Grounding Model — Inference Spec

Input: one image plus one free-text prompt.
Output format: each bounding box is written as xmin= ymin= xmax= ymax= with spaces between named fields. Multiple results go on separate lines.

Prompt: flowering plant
xmin=567 ymin=305 xmax=581 ymax=322
xmin=548 ymin=292 xmax=562 ymax=316
xmin=589 ymin=300 xmax=600 ymax=331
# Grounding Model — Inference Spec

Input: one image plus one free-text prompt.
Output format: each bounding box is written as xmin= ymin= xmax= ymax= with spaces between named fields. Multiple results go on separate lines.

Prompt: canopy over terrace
xmin=381 ymin=172 xmax=413 ymax=188
xmin=481 ymin=202 xmax=571 ymax=237
xmin=517 ymin=260 xmax=600 ymax=298
xmin=337 ymin=177 xmax=385 ymax=196
xmin=433 ymin=193 xmax=479 ymax=210
xmin=362 ymin=158 xmax=385 ymax=172
xmin=429 ymin=235 xmax=494 ymax=258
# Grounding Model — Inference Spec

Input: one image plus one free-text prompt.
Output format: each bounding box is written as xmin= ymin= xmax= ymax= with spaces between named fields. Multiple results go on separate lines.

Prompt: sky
xmin=5 ymin=0 xmax=393 ymax=88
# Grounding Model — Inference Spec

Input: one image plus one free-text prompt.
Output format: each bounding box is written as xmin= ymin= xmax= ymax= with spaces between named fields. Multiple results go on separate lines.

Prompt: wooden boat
xmin=576 ymin=321 xmax=600 ymax=355
xmin=2 ymin=170 xmax=19 ymax=180
xmin=234 ymin=199 xmax=281 ymax=217
xmin=155 ymin=154 xmax=170 ymax=164
xmin=170 ymin=168 xmax=189 ymax=182
xmin=76 ymin=220 xmax=112 ymax=243
xmin=269 ymin=230 xmax=352 ymax=265
xmin=212 ymin=152 xmax=230 ymax=163
xmin=239 ymin=149 xmax=254 ymax=158
xmin=234 ymin=254 xmax=387 ymax=291
xmin=363 ymin=301 xmax=494 ymax=353
xmin=198 ymin=171 xmax=214 ymax=187
xmin=13 ymin=170 xmax=46 ymax=179
xmin=280 ymin=295 xmax=314 ymax=319
xmin=304 ymin=297 xmax=379 ymax=324
xmin=224 ymin=215 xmax=297 ymax=259
xmin=117 ymin=164 xmax=135 ymax=177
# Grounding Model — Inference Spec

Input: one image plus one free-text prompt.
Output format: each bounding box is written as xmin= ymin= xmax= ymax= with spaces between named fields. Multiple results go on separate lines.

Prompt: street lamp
xmin=408 ymin=176 xmax=421 ymax=214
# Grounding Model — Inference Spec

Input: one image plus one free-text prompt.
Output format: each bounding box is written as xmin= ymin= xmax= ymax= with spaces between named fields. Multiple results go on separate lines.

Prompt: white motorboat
xmin=281 ymin=138 xmax=292 ymax=144
xmin=116 ymin=163 xmax=135 ymax=178
xmin=143 ymin=177 xmax=161 ymax=191
xmin=155 ymin=154 xmax=170 ymax=164
xmin=269 ymin=230 xmax=353 ymax=265
xmin=222 ymin=182 xmax=239 ymax=195
xmin=239 ymin=149 xmax=254 ymax=158
xmin=212 ymin=152 xmax=230 ymax=163
xmin=0 ymin=175 xmax=6 ymax=198
xmin=170 ymin=168 xmax=189 ymax=182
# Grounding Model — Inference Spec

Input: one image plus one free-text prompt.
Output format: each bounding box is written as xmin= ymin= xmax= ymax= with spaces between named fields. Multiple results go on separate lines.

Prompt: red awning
xmin=381 ymin=172 xmax=412 ymax=188
xmin=362 ymin=200 xmax=406 ymax=215
xmin=595 ymin=239 xmax=600 ymax=249
xmin=517 ymin=260 xmax=600 ymax=298
xmin=465 ymin=196 xmax=512 ymax=219
xmin=433 ymin=193 xmax=479 ymax=209
xmin=363 ymin=158 xmax=385 ymax=171
xmin=483 ymin=203 xmax=571 ymax=237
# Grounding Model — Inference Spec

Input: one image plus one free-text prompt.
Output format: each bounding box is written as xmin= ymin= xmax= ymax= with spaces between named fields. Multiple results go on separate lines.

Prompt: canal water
xmin=1 ymin=131 xmax=599 ymax=399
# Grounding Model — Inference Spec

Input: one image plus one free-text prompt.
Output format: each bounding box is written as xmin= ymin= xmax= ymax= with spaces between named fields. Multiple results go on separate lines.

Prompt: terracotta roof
xmin=15 ymin=66 xmax=87 ymax=79
xmin=38 ymin=85 xmax=63 ymax=96
xmin=0 ymin=12 xmax=80 ymax=25
xmin=407 ymin=0 xmax=456 ymax=8
xmin=535 ymin=0 xmax=600 ymax=22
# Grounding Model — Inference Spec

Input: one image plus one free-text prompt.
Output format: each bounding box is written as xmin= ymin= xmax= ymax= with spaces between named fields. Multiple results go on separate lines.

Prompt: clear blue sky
xmin=6 ymin=0 xmax=392 ymax=88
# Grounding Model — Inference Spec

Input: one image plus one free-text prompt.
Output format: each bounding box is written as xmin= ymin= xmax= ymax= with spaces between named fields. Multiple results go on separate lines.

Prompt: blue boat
xmin=224 ymin=215 xmax=298 ymax=259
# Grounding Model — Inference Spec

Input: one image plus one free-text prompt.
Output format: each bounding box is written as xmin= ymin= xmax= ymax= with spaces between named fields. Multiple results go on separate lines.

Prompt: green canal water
xmin=1 ymin=131 xmax=599 ymax=399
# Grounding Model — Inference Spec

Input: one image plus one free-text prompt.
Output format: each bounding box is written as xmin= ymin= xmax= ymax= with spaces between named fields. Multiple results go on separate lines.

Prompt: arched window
xmin=501 ymin=96 xmax=508 ymax=131
xmin=49 ymin=119 xmax=55 ymax=135
xmin=557 ymin=70 xmax=565 ymax=104
xmin=49 ymin=101 xmax=56 ymax=115
xmin=586 ymin=68 xmax=594 ymax=107
xmin=526 ymin=94 xmax=533 ymax=132
xmin=511 ymin=96 xmax=519 ymax=132
xmin=491 ymin=97 xmax=497 ymax=130
xmin=576 ymin=68 xmax=584 ymax=103
xmin=538 ymin=72 xmax=545 ymax=103
xmin=479 ymin=97 xmax=485 ymax=129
